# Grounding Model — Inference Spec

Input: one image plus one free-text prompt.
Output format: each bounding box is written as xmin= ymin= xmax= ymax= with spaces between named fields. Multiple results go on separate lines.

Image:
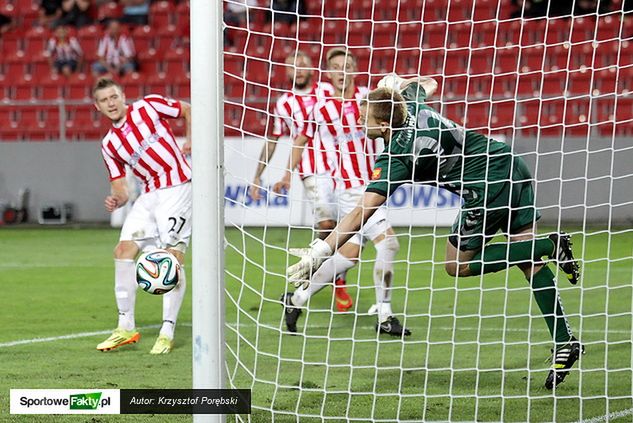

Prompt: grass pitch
xmin=1 ymin=226 xmax=632 ymax=422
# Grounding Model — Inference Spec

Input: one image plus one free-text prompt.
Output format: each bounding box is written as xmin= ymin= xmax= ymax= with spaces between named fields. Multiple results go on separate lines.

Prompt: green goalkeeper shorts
xmin=449 ymin=156 xmax=541 ymax=251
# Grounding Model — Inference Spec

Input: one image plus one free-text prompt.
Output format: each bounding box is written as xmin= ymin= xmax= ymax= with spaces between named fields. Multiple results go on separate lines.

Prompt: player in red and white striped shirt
xmin=93 ymin=78 xmax=192 ymax=354
xmin=250 ymin=50 xmax=353 ymax=312
xmin=278 ymin=48 xmax=408 ymax=337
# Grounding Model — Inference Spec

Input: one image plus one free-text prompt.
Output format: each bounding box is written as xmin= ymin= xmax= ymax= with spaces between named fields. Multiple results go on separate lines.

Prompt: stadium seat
xmin=120 ymin=72 xmax=145 ymax=99
xmin=491 ymin=73 xmax=517 ymax=98
xmin=421 ymin=22 xmax=447 ymax=49
xmin=494 ymin=47 xmax=520 ymax=74
xmin=490 ymin=99 xmax=517 ymax=136
xmin=224 ymin=54 xmax=245 ymax=77
xmin=520 ymin=19 xmax=546 ymax=47
xmin=444 ymin=49 xmax=469 ymax=76
xmin=542 ymin=70 xmax=566 ymax=96
xmin=545 ymin=18 xmax=571 ymax=45
xmin=149 ymin=1 xmax=175 ymax=27
xmin=517 ymin=72 xmax=542 ymax=97
xmin=469 ymin=48 xmax=494 ymax=75
xmin=564 ymin=97 xmax=591 ymax=137
xmin=398 ymin=0 xmax=424 ymax=21
xmin=473 ymin=0 xmax=501 ymax=21
xmin=40 ymin=74 xmax=64 ymax=100
xmin=397 ymin=22 xmax=422 ymax=49
xmin=163 ymin=48 xmax=189 ymax=76
xmin=66 ymin=73 xmax=91 ymax=100
xmin=496 ymin=19 xmax=520 ymax=47
xmin=372 ymin=22 xmax=397 ymax=48
xmin=447 ymin=0 xmax=473 ymax=22
xmin=244 ymin=58 xmax=270 ymax=83
xmin=519 ymin=45 xmax=545 ymax=73
xmin=570 ymin=16 xmax=595 ymax=44
xmin=225 ymin=76 xmax=245 ymax=99
xmin=145 ymin=73 xmax=171 ymax=96
xmin=154 ymin=25 xmax=179 ymax=52
xmin=472 ymin=21 xmax=497 ymax=47
xmin=448 ymin=22 xmax=472 ymax=48
xmin=173 ymin=75 xmax=190 ymax=100
xmin=97 ymin=1 xmax=122 ymax=21
xmin=78 ymin=25 xmax=101 ymax=61
xmin=422 ymin=0 xmax=448 ymax=22
xmin=132 ymin=25 xmax=156 ymax=52
xmin=175 ymin=1 xmax=190 ymax=27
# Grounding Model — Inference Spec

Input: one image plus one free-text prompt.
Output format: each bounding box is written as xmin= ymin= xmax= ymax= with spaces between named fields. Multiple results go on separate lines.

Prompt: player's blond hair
xmin=92 ymin=78 xmax=122 ymax=98
xmin=362 ymin=87 xmax=408 ymax=128
xmin=326 ymin=47 xmax=357 ymax=67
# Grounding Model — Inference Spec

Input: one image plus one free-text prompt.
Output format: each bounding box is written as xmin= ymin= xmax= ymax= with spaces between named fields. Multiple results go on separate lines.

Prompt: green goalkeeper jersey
xmin=366 ymin=83 xmax=514 ymax=208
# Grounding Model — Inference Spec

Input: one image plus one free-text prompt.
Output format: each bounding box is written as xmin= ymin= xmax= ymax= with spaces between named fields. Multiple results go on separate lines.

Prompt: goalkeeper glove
xmin=376 ymin=73 xmax=406 ymax=91
xmin=287 ymin=239 xmax=333 ymax=289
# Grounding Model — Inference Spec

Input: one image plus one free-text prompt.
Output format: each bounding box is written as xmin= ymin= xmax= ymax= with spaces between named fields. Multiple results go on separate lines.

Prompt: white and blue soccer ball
xmin=135 ymin=249 xmax=180 ymax=295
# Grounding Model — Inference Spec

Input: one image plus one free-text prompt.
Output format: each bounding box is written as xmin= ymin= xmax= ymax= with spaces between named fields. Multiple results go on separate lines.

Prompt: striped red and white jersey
xmin=101 ymin=94 xmax=192 ymax=193
xmin=271 ymin=82 xmax=336 ymax=178
xmin=97 ymin=34 xmax=135 ymax=67
xmin=305 ymin=86 xmax=378 ymax=190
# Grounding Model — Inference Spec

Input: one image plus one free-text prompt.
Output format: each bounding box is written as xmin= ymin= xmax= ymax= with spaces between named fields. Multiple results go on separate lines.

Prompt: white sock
xmin=160 ymin=266 xmax=187 ymax=340
xmin=292 ymin=252 xmax=356 ymax=307
xmin=374 ymin=236 xmax=399 ymax=323
xmin=115 ymin=259 xmax=137 ymax=331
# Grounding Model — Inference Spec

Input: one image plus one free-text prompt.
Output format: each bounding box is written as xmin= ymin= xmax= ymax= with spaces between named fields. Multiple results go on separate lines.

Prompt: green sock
xmin=468 ymin=238 xmax=554 ymax=275
xmin=530 ymin=265 xmax=573 ymax=344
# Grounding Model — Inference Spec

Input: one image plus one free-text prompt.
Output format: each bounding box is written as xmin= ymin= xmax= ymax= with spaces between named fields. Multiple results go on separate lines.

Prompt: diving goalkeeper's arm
xmin=287 ymin=191 xmax=387 ymax=286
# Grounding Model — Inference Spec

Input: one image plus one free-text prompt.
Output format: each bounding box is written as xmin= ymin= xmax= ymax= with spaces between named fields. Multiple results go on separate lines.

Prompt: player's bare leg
xmin=319 ymin=219 xmax=353 ymax=312
xmin=97 ymin=240 xmax=141 ymax=352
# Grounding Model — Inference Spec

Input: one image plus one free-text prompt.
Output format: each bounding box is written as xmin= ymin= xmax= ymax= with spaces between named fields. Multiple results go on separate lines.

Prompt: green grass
xmin=2 ymin=227 xmax=633 ymax=422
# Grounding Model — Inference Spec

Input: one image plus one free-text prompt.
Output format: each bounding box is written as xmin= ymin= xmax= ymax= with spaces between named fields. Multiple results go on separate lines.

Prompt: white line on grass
xmin=1 ymin=322 xmax=628 ymax=349
xmin=577 ymin=407 xmax=633 ymax=423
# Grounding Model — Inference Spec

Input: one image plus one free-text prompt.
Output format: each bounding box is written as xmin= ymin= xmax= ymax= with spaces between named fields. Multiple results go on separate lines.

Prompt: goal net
xmin=222 ymin=0 xmax=633 ymax=421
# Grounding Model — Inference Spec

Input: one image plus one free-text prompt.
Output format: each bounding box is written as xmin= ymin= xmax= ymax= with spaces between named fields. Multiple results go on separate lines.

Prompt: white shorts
xmin=302 ymin=174 xmax=337 ymax=224
xmin=120 ymin=182 xmax=192 ymax=252
xmin=335 ymin=185 xmax=391 ymax=245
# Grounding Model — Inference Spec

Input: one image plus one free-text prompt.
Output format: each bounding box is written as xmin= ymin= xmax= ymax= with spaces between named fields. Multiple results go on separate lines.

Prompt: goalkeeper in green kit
xmin=286 ymin=73 xmax=583 ymax=390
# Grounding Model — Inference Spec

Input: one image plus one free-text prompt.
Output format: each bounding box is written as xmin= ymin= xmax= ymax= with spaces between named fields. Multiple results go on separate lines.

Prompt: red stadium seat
xmin=150 ymin=1 xmax=175 ymax=27
xmin=444 ymin=49 xmax=469 ymax=76
xmin=545 ymin=18 xmax=571 ymax=45
xmin=173 ymin=75 xmax=190 ymax=100
xmin=567 ymin=70 xmax=593 ymax=96
xmin=491 ymin=73 xmax=518 ymax=98
xmin=421 ymin=22 xmax=447 ymax=49
xmin=494 ymin=47 xmax=520 ymax=73
xmin=120 ymin=72 xmax=145 ymax=99
xmin=497 ymin=20 xmax=520 ymax=47
xmin=519 ymin=45 xmax=545 ymax=73
xmin=448 ymin=22 xmax=472 ymax=48
xmin=397 ymin=22 xmax=422 ymax=49
xmin=40 ymin=74 xmax=64 ymax=100
xmin=520 ymin=19 xmax=546 ymax=47
xmin=469 ymin=48 xmax=494 ymax=75
xmin=570 ymin=17 xmax=595 ymax=44
xmin=517 ymin=72 xmax=542 ymax=97
xmin=98 ymin=1 xmax=122 ymax=21
xmin=447 ymin=0 xmax=473 ymax=22
xmin=490 ymin=100 xmax=517 ymax=136
xmin=65 ymin=73 xmax=91 ymax=100
xmin=542 ymin=70 xmax=566 ymax=96
xmin=163 ymin=48 xmax=189 ymax=76
xmin=473 ymin=0 xmax=500 ymax=21
xmin=472 ymin=21 xmax=497 ymax=47
xmin=175 ymin=1 xmax=190 ymax=27
xmin=372 ymin=22 xmax=397 ymax=48
xmin=422 ymin=0 xmax=447 ymax=22
xmin=145 ymin=73 xmax=171 ymax=96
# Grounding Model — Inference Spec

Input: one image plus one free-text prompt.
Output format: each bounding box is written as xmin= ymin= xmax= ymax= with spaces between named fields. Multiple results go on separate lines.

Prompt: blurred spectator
xmin=224 ymin=0 xmax=258 ymax=27
xmin=0 ymin=13 xmax=12 ymax=35
xmin=45 ymin=25 xmax=83 ymax=76
xmin=39 ymin=0 xmax=63 ymax=28
xmin=270 ymin=0 xmax=305 ymax=23
xmin=119 ymin=0 xmax=149 ymax=25
xmin=92 ymin=19 xmax=138 ymax=76
xmin=56 ymin=0 xmax=92 ymax=27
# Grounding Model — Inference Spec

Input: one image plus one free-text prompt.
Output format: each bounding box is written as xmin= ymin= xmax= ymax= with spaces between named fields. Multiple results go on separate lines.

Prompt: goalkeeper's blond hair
xmin=363 ymin=88 xmax=408 ymax=128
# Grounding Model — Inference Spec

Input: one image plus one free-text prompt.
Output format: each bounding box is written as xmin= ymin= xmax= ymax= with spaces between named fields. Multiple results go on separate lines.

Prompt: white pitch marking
xmin=0 ymin=322 xmax=629 ymax=349
xmin=0 ymin=323 xmax=191 ymax=348
xmin=576 ymin=407 xmax=633 ymax=423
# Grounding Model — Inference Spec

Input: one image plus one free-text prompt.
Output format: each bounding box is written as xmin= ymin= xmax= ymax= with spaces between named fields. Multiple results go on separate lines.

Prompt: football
xmin=135 ymin=249 xmax=181 ymax=295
